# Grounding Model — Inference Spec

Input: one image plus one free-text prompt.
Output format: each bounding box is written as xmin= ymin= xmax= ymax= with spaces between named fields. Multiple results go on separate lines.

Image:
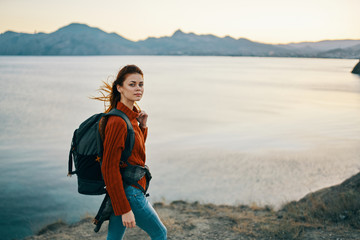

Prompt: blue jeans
xmin=107 ymin=185 xmax=167 ymax=240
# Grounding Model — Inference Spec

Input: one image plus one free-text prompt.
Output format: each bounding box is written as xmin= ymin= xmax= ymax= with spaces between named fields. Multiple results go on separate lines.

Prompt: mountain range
xmin=1 ymin=23 xmax=359 ymax=58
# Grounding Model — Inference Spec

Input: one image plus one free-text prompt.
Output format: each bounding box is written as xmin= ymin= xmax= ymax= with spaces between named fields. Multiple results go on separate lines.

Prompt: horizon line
xmin=2 ymin=22 xmax=360 ymax=45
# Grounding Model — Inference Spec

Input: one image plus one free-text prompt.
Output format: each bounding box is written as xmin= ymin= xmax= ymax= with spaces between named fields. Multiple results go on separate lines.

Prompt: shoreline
xmin=0 ymin=55 xmax=358 ymax=60
xmin=24 ymin=172 xmax=360 ymax=240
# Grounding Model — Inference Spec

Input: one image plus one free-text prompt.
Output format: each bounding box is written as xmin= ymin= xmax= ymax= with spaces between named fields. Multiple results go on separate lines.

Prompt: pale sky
xmin=0 ymin=0 xmax=359 ymax=44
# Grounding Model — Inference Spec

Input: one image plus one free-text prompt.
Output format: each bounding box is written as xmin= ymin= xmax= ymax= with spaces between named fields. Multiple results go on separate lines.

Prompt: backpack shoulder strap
xmin=105 ymin=108 xmax=135 ymax=165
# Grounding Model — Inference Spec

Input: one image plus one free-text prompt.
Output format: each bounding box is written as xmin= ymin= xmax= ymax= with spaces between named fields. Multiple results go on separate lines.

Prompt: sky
xmin=0 ymin=0 xmax=359 ymax=44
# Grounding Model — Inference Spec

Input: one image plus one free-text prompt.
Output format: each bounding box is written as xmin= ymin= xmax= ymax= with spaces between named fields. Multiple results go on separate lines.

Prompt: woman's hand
xmin=122 ymin=210 xmax=136 ymax=228
xmin=137 ymin=110 xmax=148 ymax=128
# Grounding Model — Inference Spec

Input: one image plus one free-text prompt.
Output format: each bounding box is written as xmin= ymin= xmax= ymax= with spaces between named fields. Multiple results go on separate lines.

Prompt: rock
xmin=281 ymin=172 xmax=360 ymax=227
xmin=351 ymin=60 xmax=360 ymax=74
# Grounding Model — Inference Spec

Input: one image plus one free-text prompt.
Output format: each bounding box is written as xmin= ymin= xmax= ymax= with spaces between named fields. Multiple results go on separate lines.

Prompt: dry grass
xmin=28 ymin=173 xmax=360 ymax=240
xmin=219 ymin=174 xmax=360 ymax=240
xmin=258 ymin=220 xmax=305 ymax=240
xmin=37 ymin=220 xmax=68 ymax=235
xmin=282 ymin=188 xmax=360 ymax=228
xmin=249 ymin=202 xmax=263 ymax=211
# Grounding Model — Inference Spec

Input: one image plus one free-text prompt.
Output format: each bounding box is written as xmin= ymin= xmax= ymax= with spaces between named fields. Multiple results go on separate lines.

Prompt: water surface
xmin=0 ymin=56 xmax=359 ymax=239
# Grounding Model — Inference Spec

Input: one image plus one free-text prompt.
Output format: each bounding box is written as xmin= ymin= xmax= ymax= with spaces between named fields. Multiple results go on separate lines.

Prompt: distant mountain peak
xmin=54 ymin=22 xmax=107 ymax=35
xmin=58 ymin=22 xmax=90 ymax=30
xmin=172 ymin=29 xmax=186 ymax=36
xmin=67 ymin=22 xmax=88 ymax=27
xmin=2 ymin=30 xmax=17 ymax=35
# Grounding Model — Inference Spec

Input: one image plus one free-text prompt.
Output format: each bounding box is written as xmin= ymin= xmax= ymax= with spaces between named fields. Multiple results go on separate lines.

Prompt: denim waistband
xmin=124 ymin=184 xmax=142 ymax=195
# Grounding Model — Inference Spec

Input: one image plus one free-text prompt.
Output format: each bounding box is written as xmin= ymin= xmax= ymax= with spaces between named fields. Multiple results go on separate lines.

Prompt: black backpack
xmin=67 ymin=108 xmax=135 ymax=195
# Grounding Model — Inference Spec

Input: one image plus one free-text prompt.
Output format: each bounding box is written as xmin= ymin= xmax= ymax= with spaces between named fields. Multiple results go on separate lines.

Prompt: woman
xmin=96 ymin=64 xmax=167 ymax=240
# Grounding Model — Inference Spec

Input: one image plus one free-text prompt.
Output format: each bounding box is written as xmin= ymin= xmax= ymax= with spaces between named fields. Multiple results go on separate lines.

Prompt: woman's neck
xmin=120 ymin=99 xmax=134 ymax=110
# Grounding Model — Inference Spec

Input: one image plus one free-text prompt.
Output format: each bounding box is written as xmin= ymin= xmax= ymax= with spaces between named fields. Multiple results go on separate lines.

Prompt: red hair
xmin=92 ymin=64 xmax=144 ymax=113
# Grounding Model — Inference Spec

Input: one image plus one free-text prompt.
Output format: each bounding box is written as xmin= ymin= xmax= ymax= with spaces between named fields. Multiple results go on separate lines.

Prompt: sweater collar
xmin=116 ymin=101 xmax=140 ymax=120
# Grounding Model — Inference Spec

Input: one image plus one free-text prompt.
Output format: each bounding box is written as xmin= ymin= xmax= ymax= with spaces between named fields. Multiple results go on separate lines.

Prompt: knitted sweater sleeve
xmin=101 ymin=117 xmax=131 ymax=216
xmin=140 ymin=126 xmax=148 ymax=142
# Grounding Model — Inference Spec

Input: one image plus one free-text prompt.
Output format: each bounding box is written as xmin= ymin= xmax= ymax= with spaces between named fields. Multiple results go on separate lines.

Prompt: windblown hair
xmin=92 ymin=64 xmax=144 ymax=113
xmin=93 ymin=64 xmax=144 ymax=140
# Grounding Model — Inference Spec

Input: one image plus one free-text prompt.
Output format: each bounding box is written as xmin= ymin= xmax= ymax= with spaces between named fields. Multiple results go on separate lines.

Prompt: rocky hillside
xmin=351 ymin=60 xmax=360 ymax=74
xmin=24 ymin=172 xmax=360 ymax=240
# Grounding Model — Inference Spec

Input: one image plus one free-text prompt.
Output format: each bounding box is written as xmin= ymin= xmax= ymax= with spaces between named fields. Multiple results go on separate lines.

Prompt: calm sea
xmin=1 ymin=56 xmax=359 ymax=239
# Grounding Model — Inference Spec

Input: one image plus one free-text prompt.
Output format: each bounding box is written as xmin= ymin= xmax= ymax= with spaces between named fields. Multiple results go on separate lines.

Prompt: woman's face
xmin=117 ymin=73 xmax=144 ymax=103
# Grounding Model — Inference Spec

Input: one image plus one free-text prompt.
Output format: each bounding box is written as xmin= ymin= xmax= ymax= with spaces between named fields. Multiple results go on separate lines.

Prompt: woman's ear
xmin=116 ymin=84 xmax=122 ymax=94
